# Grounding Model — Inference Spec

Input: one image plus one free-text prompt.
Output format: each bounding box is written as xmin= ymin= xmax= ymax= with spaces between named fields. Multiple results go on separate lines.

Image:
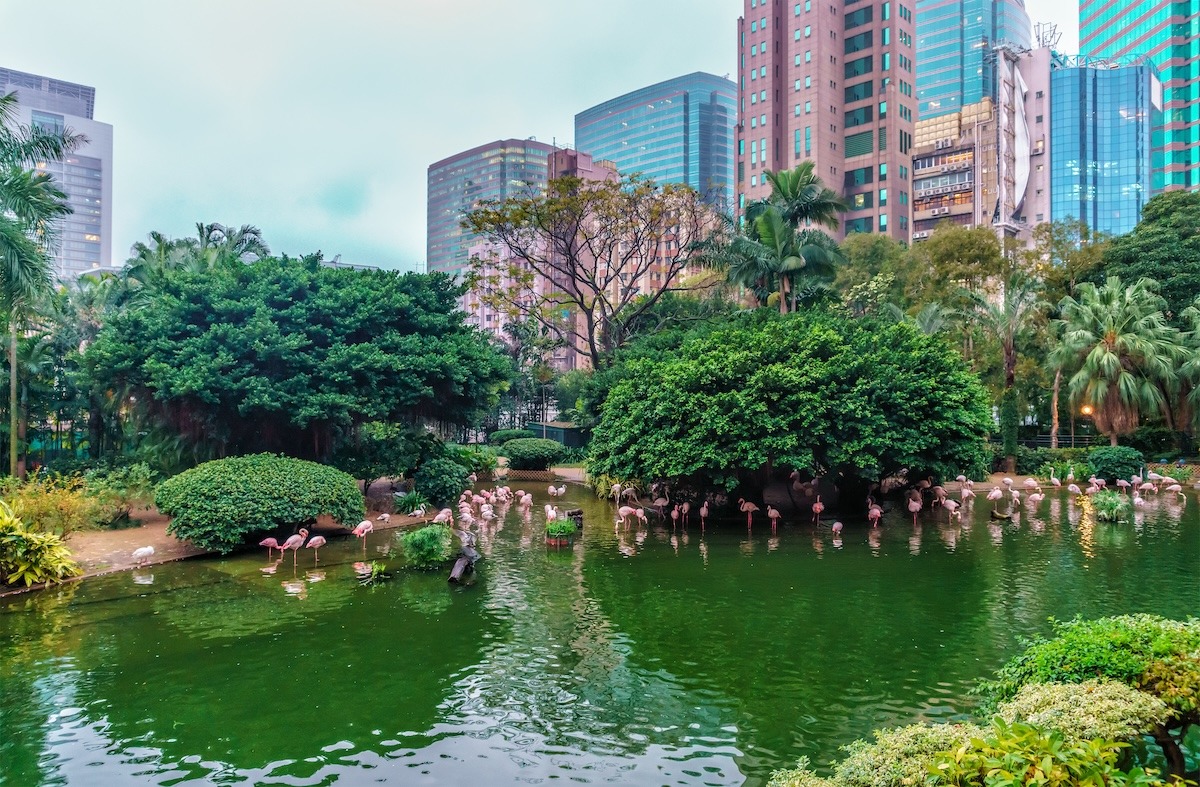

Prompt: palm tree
xmin=883 ymin=302 xmax=958 ymax=335
xmin=761 ymin=161 xmax=847 ymax=231
xmin=1051 ymin=277 xmax=1187 ymax=446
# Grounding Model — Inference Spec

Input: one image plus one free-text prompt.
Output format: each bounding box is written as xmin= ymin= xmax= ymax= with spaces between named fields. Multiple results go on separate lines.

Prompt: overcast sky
xmin=1 ymin=0 xmax=1078 ymax=272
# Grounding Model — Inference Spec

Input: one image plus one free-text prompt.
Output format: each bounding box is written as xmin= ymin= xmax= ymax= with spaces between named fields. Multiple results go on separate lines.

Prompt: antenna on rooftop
xmin=1034 ymin=22 xmax=1061 ymax=50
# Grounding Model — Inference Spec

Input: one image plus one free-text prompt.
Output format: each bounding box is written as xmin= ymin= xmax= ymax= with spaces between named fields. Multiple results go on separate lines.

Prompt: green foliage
xmin=82 ymin=462 xmax=156 ymax=526
xmin=1087 ymin=446 xmax=1145 ymax=483
xmin=835 ymin=723 xmax=985 ymax=787
xmin=330 ymin=423 xmax=437 ymax=487
xmin=1000 ymin=389 xmax=1019 ymax=463
xmin=400 ymin=524 xmax=452 ymax=570
xmin=1124 ymin=426 xmax=1188 ymax=460
xmin=767 ymin=758 xmax=838 ymax=787
xmin=996 ymin=681 xmax=1171 ymax=743
xmin=503 ymin=438 xmax=566 ymax=471
xmin=928 ymin=719 xmax=1167 ymax=786
xmin=588 ymin=311 xmax=992 ymax=490
xmin=155 ymin=454 xmax=364 ymax=553
xmin=0 ymin=501 xmax=80 ymax=587
xmin=488 ymin=429 xmax=536 ymax=446
xmin=355 ymin=560 xmax=392 ymax=586
xmin=393 ymin=490 xmax=430 ymax=515
xmin=976 ymin=615 xmax=1200 ymax=729
xmin=1 ymin=473 xmax=107 ymax=536
xmin=1029 ymin=448 xmax=1091 ymax=480
xmin=413 ymin=458 xmax=469 ymax=508
xmin=1091 ymin=490 xmax=1132 ymax=523
xmin=546 ymin=519 xmax=577 ymax=537
xmin=86 ymin=259 xmax=512 ymax=460
xmin=1148 ymin=462 xmax=1193 ymax=484
xmin=451 ymin=444 xmax=498 ymax=476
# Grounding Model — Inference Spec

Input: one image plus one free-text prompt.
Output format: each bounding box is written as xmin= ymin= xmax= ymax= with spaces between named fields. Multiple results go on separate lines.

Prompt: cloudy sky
xmin=1 ymin=0 xmax=1078 ymax=272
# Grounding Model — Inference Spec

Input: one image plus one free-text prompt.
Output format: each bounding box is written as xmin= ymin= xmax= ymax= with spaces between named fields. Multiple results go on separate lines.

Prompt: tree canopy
xmin=586 ymin=311 xmax=991 ymax=491
xmin=85 ymin=257 xmax=512 ymax=459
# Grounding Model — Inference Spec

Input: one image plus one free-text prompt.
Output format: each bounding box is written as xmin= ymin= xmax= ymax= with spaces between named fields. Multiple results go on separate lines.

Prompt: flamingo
xmin=907 ymin=496 xmax=922 ymax=524
xmin=407 ymin=505 xmax=426 ymax=517
xmin=766 ymin=505 xmax=782 ymax=531
xmin=306 ymin=535 xmax=327 ymax=564
xmin=259 ymin=537 xmax=281 ymax=560
xmin=1023 ymin=478 xmax=1039 ymax=490
xmin=699 ymin=501 xmax=709 ymax=526
xmin=867 ymin=502 xmax=882 ymax=527
xmin=986 ymin=486 xmax=1003 ymax=502
xmin=1049 ymin=469 xmax=1061 ymax=487
xmin=547 ymin=485 xmax=559 ymax=497
xmin=1116 ymin=479 xmax=1130 ymax=494
xmin=738 ymin=498 xmax=760 ymax=528
xmin=280 ymin=528 xmax=309 ymax=566
xmin=1138 ymin=482 xmax=1157 ymax=494
xmin=433 ymin=508 xmax=453 ymax=524
xmin=1027 ymin=490 xmax=1045 ymax=507
xmin=943 ymin=499 xmax=961 ymax=519
xmin=555 ymin=485 xmax=566 ymax=496
xmin=1002 ymin=477 xmax=1014 ymax=488
xmin=131 ymin=545 xmax=155 ymax=567
xmin=467 ymin=473 xmax=478 ymax=484
xmin=652 ymin=495 xmax=670 ymax=517
xmin=955 ymin=474 xmax=968 ymax=484
xmin=617 ymin=505 xmax=637 ymax=526
xmin=1010 ymin=489 xmax=1021 ymax=504
xmin=670 ymin=505 xmax=680 ymax=527
xmin=635 ymin=508 xmax=648 ymax=525
xmin=376 ymin=513 xmax=391 ymax=522
xmin=352 ymin=520 xmax=373 ymax=552
xmin=680 ymin=501 xmax=691 ymax=526
xmin=610 ymin=482 xmax=622 ymax=500
xmin=931 ymin=486 xmax=948 ymax=508
xmin=960 ymin=486 xmax=976 ymax=502
xmin=811 ymin=495 xmax=825 ymax=524
xmin=1066 ymin=466 xmax=1075 ymax=482
xmin=1165 ymin=484 xmax=1184 ymax=498
xmin=831 ymin=521 xmax=844 ymax=536
xmin=1132 ymin=491 xmax=1145 ymax=507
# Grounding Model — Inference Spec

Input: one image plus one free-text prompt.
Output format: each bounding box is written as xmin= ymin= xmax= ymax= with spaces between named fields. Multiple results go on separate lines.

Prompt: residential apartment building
xmin=426 ymin=138 xmax=558 ymax=276
xmin=910 ymin=98 xmax=999 ymax=240
xmin=914 ymin=0 xmax=1032 ymax=121
xmin=1080 ymin=0 xmax=1198 ymax=190
xmin=735 ymin=0 xmax=919 ymax=242
xmin=0 ymin=67 xmax=113 ymax=280
xmin=575 ymin=72 xmax=737 ymax=210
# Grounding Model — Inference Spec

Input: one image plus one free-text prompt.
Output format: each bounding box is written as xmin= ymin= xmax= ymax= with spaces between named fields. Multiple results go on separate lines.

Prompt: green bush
xmin=1092 ymin=489 xmax=1131 ymax=522
xmin=329 ymin=423 xmax=438 ymax=488
xmin=834 ymin=723 xmax=985 ymax=787
xmin=393 ymin=490 xmax=430 ymax=515
xmin=83 ymin=463 xmax=156 ymax=527
xmin=488 ymin=429 xmax=536 ymax=445
xmin=996 ymin=681 xmax=1170 ymax=743
xmin=1124 ymin=426 xmax=1186 ymax=460
xmin=155 ymin=454 xmax=364 ymax=553
xmin=546 ymin=519 xmax=577 ymax=537
xmin=0 ymin=502 xmax=81 ymax=587
xmin=1088 ymin=446 xmax=1145 ymax=483
xmin=413 ymin=458 xmax=469 ymax=508
xmin=0 ymin=474 xmax=107 ymax=537
xmin=928 ymin=719 xmax=1167 ymax=786
xmin=400 ymin=524 xmax=453 ymax=569
xmin=451 ymin=444 xmax=498 ymax=476
xmin=503 ymin=438 xmax=565 ymax=471
xmin=767 ymin=758 xmax=837 ymax=787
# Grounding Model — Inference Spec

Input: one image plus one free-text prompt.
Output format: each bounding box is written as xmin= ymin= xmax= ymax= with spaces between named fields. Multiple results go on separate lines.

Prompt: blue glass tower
xmin=916 ymin=0 xmax=1032 ymax=119
xmin=575 ymin=72 xmax=737 ymax=210
xmin=1050 ymin=56 xmax=1161 ymax=236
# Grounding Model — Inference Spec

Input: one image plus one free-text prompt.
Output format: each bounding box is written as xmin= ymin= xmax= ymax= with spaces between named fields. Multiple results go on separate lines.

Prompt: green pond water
xmin=2 ymin=486 xmax=1197 ymax=786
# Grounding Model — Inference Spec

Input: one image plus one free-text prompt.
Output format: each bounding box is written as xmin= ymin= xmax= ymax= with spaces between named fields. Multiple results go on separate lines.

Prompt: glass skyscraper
xmin=426 ymin=139 xmax=558 ymax=276
xmin=1080 ymin=0 xmax=1197 ymax=190
xmin=916 ymin=0 xmax=1032 ymax=120
xmin=1050 ymin=56 xmax=1161 ymax=236
xmin=575 ymin=72 xmax=736 ymax=210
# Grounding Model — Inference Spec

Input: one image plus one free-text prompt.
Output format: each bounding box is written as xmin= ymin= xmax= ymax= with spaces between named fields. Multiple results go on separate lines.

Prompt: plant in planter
xmin=1092 ymin=490 xmax=1131 ymax=522
xmin=504 ymin=438 xmax=565 ymax=471
xmin=400 ymin=524 xmax=453 ymax=569
xmin=545 ymin=518 xmax=577 ymax=547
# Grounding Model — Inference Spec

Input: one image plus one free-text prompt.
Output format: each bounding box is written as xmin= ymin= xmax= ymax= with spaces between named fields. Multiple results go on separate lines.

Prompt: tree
xmin=835 ymin=234 xmax=918 ymax=312
xmin=1051 ymin=278 xmax=1186 ymax=446
xmin=909 ymin=223 xmax=1003 ymax=306
xmin=85 ymin=258 xmax=513 ymax=461
xmin=1026 ymin=218 xmax=1107 ymax=305
xmin=758 ymin=160 xmax=847 ymax=230
xmin=465 ymin=174 xmax=712 ymax=370
xmin=587 ymin=311 xmax=992 ymax=494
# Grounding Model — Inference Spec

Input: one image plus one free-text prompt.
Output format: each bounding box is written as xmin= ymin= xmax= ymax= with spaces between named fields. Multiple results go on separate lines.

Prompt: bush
xmin=996 ymin=681 xmax=1171 ymax=743
xmin=83 ymin=463 xmax=156 ymax=527
xmin=1031 ymin=448 xmax=1092 ymax=482
xmin=400 ymin=524 xmax=453 ymax=569
xmin=929 ymin=719 xmax=1167 ymax=786
xmin=0 ymin=501 xmax=80 ymax=587
xmin=1 ymin=473 xmax=107 ymax=536
xmin=488 ymin=429 xmax=536 ymax=445
xmin=767 ymin=758 xmax=837 ymax=787
xmin=155 ymin=454 xmax=364 ymax=553
xmin=1124 ymin=426 xmax=1188 ymax=460
xmin=393 ymin=491 xmax=430 ymax=515
xmin=1092 ymin=490 xmax=1131 ymax=522
xmin=503 ymin=438 xmax=565 ymax=471
xmin=834 ymin=723 xmax=985 ymax=787
xmin=329 ymin=423 xmax=440 ymax=489
xmin=1088 ymin=446 xmax=1145 ymax=483
xmin=451 ymin=444 xmax=498 ymax=476
xmin=413 ymin=458 xmax=469 ymax=508
xmin=546 ymin=519 xmax=577 ymax=537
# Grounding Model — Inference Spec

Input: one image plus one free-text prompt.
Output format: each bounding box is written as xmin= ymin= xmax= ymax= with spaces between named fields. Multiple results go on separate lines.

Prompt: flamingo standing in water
xmin=831 ymin=521 xmax=844 ymax=536
xmin=738 ymin=498 xmax=760 ymax=528
xmin=907 ymin=496 xmax=922 ymax=524
xmin=766 ymin=505 xmax=782 ymax=531
xmin=617 ymin=505 xmax=637 ymax=526
xmin=811 ymin=496 xmax=825 ymax=524
xmin=1049 ymin=469 xmax=1061 ymax=487
xmin=867 ymin=501 xmax=882 ymax=527
xmin=698 ymin=501 xmax=709 ymax=528
xmin=352 ymin=520 xmax=373 ymax=553
xmin=679 ymin=501 xmax=691 ymax=526
xmin=1067 ymin=483 xmax=1082 ymax=496
xmin=280 ymin=528 xmax=309 ymax=566
xmin=943 ymin=499 xmax=961 ymax=519
xmin=260 ymin=537 xmax=281 ymax=560
xmin=306 ymin=535 xmax=327 ymax=564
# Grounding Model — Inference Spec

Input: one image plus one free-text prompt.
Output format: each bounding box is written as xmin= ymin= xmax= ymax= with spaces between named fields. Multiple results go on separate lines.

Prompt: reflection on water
xmin=2 ymin=486 xmax=1197 ymax=786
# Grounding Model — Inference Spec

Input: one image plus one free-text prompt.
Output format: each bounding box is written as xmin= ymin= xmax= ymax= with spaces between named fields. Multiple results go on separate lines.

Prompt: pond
xmin=2 ymin=485 xmax=1197 ymax=786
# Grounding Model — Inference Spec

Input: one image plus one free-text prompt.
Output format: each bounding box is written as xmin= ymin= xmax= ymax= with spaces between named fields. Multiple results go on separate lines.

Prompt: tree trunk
xmin=9 ymin=318 xmax=17 ymax=479
xmin=1153 ymin=728 xmax=1185 ymax=781
xmin=17 ymin=387 xmax=27 ymax=479
xmin=1049 ymin=369 xmax=1060 ymax=449
xmin=1110 ymin=433 xmax=1118 ymax=447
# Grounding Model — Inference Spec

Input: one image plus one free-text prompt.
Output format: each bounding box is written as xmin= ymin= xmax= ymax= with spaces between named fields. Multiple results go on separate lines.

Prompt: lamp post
xmin=1073 ymin=404 xmax=1094 ymax=448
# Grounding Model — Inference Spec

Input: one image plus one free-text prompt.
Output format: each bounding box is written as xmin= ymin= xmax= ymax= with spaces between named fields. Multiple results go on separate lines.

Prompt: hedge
xmin=502 ymin=438 xmax=565 ymax=471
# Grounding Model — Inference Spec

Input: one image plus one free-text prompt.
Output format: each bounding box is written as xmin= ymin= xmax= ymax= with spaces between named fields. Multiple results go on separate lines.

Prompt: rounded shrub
xmin=996 ymin=681 xmax=1170 ymax=743
xmin=1087 ymin=446 xmax=1145 ymax=483
xmin=834 ymin=723 xmax=985 ymax=787
xmin=155 ymin=454 xmax=364 ymax=553
xmin=0 ymin=501 xmax=81 ymax=587
xmin=413 ymin=458 xmax=469 ymax=508
xmin=1091 ymin=489 xmax=1131 ymax=522
xmin=503 ymin=438 xmax=565 ymax=471
xmin=400 ymin=524 xmax=453 ymax=570
xmin=488 ymin=428 xmax=536 ymax=445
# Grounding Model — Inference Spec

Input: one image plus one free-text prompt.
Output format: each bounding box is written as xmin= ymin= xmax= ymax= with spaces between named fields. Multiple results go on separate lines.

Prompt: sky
xmin=1 ymin=0 xmax=1079 ymax=272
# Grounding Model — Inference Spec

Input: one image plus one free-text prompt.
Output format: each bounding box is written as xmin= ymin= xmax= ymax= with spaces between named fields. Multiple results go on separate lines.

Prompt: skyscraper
xmin=575 ymin=72 xmax=737 ymax=210
xmin=915 ymin=0 xmax=1032 ymax=121
xmin=1080 ymin=0 xmax=1197 ymax=190
xmin=0 ymin=67 xmax=113 ymax=280
xmin=426 ymin=138 xmax=558 ymax=276
xmin=736 ymin=0 xmax=919 ymax=242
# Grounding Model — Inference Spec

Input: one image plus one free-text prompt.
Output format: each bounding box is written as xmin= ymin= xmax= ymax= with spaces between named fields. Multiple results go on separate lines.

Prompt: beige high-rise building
xmin=735 ymin=0 xmax=918 ymax=242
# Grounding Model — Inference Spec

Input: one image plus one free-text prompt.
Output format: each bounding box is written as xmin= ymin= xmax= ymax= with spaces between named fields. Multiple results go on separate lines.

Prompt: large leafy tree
xmin=1051 ymin=277 xmax=1187 ymax=446
xmin=587 ymin=311 xmax=992 ymax=494
xmin=85 ymin=258 xmax=512 ymax=460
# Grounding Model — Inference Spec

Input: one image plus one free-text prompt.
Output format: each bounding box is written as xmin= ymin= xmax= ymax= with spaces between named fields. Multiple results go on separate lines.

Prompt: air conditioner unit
xmin=913 ymin=231 xmax=929 ymax=239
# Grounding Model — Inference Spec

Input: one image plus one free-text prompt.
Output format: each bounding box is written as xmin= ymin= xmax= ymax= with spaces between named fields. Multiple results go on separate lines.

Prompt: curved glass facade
xmin=916 ymin=0 xmax=1032 ymax=120
xmin=575 ymin=72 xmax=736 ymax=210
xmin=1050 ymin=60 xmax=1161 ymax=236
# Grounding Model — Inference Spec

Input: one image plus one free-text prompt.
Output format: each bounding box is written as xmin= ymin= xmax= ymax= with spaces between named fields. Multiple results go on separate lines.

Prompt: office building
xmin=426 ymin=138 xmax=558 ymax=276
xmin=915 ymin=0 xmax=1032 ymax=121
xmin=575 ymin=73 xmax=737 ymax=210
xmin=1080 ymin=0 xmax=1197 ymax=190
xmin=910 ymin=99 xmax=1000 ymax=240
xmin=0 ymin=67 xmax=113 ymax=280
xmin=735 ymin=0 xmax=919 ymax=243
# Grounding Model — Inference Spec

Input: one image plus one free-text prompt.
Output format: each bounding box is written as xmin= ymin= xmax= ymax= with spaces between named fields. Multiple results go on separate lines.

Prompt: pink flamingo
xmin=943 ymin=499 xmax=961 ymax=519
xmin=1067 ymin=483 xmax=1083 ymax=495
xmin=1165 ymin=484 xmax=1184 ymax=499
xmin=680 ymin=501 xmax=691 ymax=526
xmin=280 ymin=528 xmax=309 ymax=567
xmin=670 ymin=505 xmax=680 ymax=528
xmin=811 ymin=495 xmax=825 ymax=524
xmin=617 ymin=505 xmax=637 ymax=526
xmin=260 ymin=537 xmax=281 ymax=560
xmin=738 ymin=498 xmax=760 ymax=528
xmin=306 ymin=535 xmax=327 ymax=564
xmin=766 ymin=505 xmax=782 ymax=531
xmin=907 ymin=496 xmax=922 ymax=524
xmin=960 ymin=486 xmax=976 ymax=502
xmin=352 ymin=520 xmax=373 ymax=553
xmin=635 ymin=508 xmax=648 ymax=525
xmin=986 ymin=487 xmax=1003 ymax=502
xmin=867 ymin=502 xmax=882 ymax=527
xmin=831 ymin=521 xmax=844 ymax=536
xmin=1027 ymin=490 xmax=1045 ymax=507
xmin=699 ymin=501 xmax=709 ymax=527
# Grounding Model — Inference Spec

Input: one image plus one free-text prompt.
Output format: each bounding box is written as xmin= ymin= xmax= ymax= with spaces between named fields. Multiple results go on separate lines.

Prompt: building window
xmin=845 ymin=81 xmax=873 ymax=102
xmin=852 ymin=192 xmax=874 ymax=209
xmin=879 ymin=188 xmax=887 ymax=206
xmin=805 ymin=101 xmax=812 ymax=114
xmin=882 ymin=1 xmax=890 ymax=19
xmin=882 ymin=27 xmax=890 ymax=45
xmin=752 ymin=44 xmax=758 ymax=56
xmin=760 ymin=66 xmax=767 ymax=77
xmin=739 ymin=139 xmax=745 ymax=155
xmin=805 ymin=25 xmax=812 ymax=37
xmin=760 ymin=114 xmax=766 ymax=125
xmin=878 ymin=100 xmax=887 ymax=119
xmin=752 ymin=92 xmax=757 ymax=104
xmin=805 ymin=50 xmax=812 ymax=62
xmin=845 ymin=31 xmax=873 ymax=54
xmin=751 ymin=140 xmax=758 ymax=164
xmin=751 ymin=20 xmax=757 ymax=31
xmin=805 ymin=76 xmax=812 ymax=88
xmin=762 ymin=41 xmax=768 ymax=53
xmin=795 ymin=129 xmax=803 ymax=155
xmin=760 ymin=90 xmax=767 ymax=100
xmin=882 ymin=52 xmax=891 ymax=71
xmin=752 ymin=70 xmax=757 ymax=81
xmin=879 ymin=163 xmax=887 ymax=180
xmin=762 ymin=16 xmax=767 ymax=28
xmin=1036 ymin=115 xmax=1043 ymax=123
xmin=805 ymin=0 xmax=811 ymax=9
xmin=879 ymin=214 xmax=888 ymax=231
xmin=795 ymin=2 xmax=802 ymax=13
xmin=752 ymin=175 xmax=758 ymax=186
xmin=805 ymin=126 xmax=812 ymax=154
xmin=795 ymin=79 xmax=803 ymax=91
xmin=795 ymin=104 xmax=802 ymax=116
xmin=751 ymin=117 xmax=758 ymax=128
xmin=845 ymin=6 xmax=873 ymax=29
xmin=844 ymin=130 xmax=873 ymax=156
xmin=845 ymin=55 xmax=873 ymax=78
xmin=899 ymin=190 xmax=907 ymax=205
xmin=845 ymin=106 xmax=874 ymax=127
